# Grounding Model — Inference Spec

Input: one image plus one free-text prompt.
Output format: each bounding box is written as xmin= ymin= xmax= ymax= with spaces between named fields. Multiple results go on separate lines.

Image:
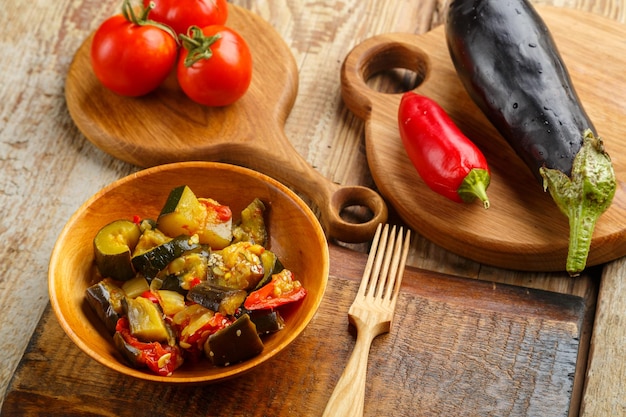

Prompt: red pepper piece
xmin=398 ymin=92 xmax=491 ymax=208
xmin=244 ymin=269 xmax=307 ymax=310
xmin=139 ymin=290 xmax=160 ymax=304
xmin=115 ymin=317 xmax=182 ymax=376
xmin=178 ymin=312 xmax=232 ymax=355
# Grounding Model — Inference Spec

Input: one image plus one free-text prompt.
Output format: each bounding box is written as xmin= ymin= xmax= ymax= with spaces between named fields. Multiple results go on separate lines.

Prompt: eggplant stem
xmin=540 ymin=129 xmax=616 ymax=276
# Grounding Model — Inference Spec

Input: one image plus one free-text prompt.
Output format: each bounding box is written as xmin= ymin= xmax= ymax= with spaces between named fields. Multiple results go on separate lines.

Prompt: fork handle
xmin=322 ymin=322 xmax=379 ymax=417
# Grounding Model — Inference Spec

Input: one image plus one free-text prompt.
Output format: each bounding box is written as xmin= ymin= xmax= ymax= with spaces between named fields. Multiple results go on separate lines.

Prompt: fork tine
xmin=356 ymin=223 xmax=384 ymax=298
xmin=361 ymin=224 xmax=411 ymax=303
xmin=372 ymin=224 xmax=396 ymax=299
xmin=387 ymin=226 xmax=411 ymax=306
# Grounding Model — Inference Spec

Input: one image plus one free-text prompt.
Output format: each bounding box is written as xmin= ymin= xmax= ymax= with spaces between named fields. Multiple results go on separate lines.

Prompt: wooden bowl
xmin=48 ymin=161 xmax=329 ymax=383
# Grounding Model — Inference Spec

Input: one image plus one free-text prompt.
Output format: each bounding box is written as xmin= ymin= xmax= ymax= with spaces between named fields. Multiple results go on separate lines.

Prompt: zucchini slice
xmin=204 ymin=314 xmax=264 ymax=366
xmin=157 ymin=185 xmax=233 ymax=249
xmin=159 ymin=250 xmax=210 ymax=293
xmin=93 ymin=219 xmax=141 ymax=281
xmin=131 ymin=234 xmax=202 ymax=279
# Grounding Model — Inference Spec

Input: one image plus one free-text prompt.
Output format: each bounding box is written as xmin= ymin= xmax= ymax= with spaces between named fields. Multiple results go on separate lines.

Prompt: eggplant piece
xmin=113 ymin=331 xmax=143 ymax=368
xmin=121 ymin=296 xmax=170 ymax=342
xmin=445 ymin=0 xmax=616 ymax=275
xmin=85 ymin=279 xmax=125 ymax=334
xmin=131 ymin=234 xmax=203 ymax=279
xmin=204 ymin=314 xmax=264 ymax=366
xmin=232 ymin=198 xmax=268 ymax=246
xmin=249 ymin=310 xmax=285 ymax=335
xmin=187 ymin=282 xmax=247 ymax=316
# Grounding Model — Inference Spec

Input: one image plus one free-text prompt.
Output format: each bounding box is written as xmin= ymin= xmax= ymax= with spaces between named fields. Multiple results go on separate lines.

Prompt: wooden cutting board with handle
xmin=64 ymin=4 xmax=387 ymax=244
xmin=341 ymin=6 xmax=626 ymax=271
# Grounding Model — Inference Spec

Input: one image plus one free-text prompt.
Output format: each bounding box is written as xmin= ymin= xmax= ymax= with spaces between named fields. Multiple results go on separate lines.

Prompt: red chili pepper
xmin=199 ymin=199 xmax=232 ymax=221
xmin=398 ymin=92 xmax=491 ymax=208
xmin=178 ymin=312 xmax=232 ymax=356
xmin=188 ymin=277 xmax=202 ymax=289
xmin=115 ymin=317 xmax=182 ymax=376
xmin=244 ymin=269 xmax=307 ymax=310
xmin=139 ymin=290 xmax=160 ymax=304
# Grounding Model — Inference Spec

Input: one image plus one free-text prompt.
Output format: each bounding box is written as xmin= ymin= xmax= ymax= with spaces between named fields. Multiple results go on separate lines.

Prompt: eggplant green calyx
xmin=121 ymin=0 xmax=179 ymax=44
xmin=180 ymin=26 xmax=222 ymax=67
xmin=540 ymin=129 xmax=616 ymax=276
xmin=458 ymin=168 xmax=491 ymax=209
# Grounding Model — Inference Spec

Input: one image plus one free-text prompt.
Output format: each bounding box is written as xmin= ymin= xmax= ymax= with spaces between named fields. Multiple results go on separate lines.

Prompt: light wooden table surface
xmin=0 ymin=0 xmax=623 ymax=415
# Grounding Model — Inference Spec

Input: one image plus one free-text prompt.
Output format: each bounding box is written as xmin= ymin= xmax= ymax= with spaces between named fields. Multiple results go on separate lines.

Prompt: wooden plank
xmin=580 ymin=259 xmax=626 ymax=416
xmin=2 ymin=245 xmax=592 ymax=417
xmin=0 ymin=0 xmax=622 ymax=414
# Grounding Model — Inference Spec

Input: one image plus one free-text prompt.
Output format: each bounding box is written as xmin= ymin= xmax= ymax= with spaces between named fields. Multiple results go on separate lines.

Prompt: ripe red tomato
xmin=90 ymin=3 xmax=178 ymax=97
xmin=177 ymin=26 xmax=253 ymax=107
xmin=144 ymin=0 xmax=229 ymax=36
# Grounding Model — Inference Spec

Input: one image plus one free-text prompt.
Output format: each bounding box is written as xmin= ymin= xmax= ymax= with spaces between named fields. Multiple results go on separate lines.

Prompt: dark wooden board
xmin=2 ymin=245 xmax=592 ymax=416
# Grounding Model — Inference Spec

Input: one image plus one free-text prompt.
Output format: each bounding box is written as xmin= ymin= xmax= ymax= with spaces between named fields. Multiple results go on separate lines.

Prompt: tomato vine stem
xmin=180 ymin=26 xmax=222 ymax=67
xmin=120 ymin=0 xmax=179 ymax=44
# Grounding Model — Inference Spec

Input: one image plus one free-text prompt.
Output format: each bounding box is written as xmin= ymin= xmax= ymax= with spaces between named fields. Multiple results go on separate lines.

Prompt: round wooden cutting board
xmin=65 ymin=4 xmax=387 ymax=244
xmin=341 ymin=6 xmax=626 ymax=272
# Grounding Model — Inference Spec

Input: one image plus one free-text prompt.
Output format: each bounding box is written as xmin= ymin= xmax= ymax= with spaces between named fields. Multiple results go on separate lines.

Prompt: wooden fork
xmin=322 ymin=223 xmax=411 ymax=417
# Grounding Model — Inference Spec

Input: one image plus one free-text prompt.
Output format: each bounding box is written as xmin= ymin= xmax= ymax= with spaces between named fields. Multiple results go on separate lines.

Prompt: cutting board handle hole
xmin=338 ymin=204 xmax=375 ymax=225
xmin=342 ymin=37 xmax=430 ymax=119
xmin=366 ymin=68 xmax=425 ymax=94
xmin=361 ymin=43 xmax=430 ymax=94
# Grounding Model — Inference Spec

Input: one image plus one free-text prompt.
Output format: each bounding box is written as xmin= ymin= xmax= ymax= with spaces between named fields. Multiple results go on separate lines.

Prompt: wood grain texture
xmin=581 ymin=261 xmax=626 ymax=416
xmin=341 ymin=5 xmax=626 ymax=272
xmin=2 ymin=245 xmax=589 ymax=417
xmin=0 ymin=0 xmax=624 ymax=414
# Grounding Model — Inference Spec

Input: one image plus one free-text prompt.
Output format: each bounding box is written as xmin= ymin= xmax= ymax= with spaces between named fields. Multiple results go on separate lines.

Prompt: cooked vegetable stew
xmin=86 ymin=185 xmax=307 ymax=376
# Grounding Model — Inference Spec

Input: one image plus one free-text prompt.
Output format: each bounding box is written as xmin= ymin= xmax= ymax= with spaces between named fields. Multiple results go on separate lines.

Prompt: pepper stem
xmin=457 ymin=168 xmax=491 ymax=209
xmin=540 ymin=129 xmax=616 ymax=276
